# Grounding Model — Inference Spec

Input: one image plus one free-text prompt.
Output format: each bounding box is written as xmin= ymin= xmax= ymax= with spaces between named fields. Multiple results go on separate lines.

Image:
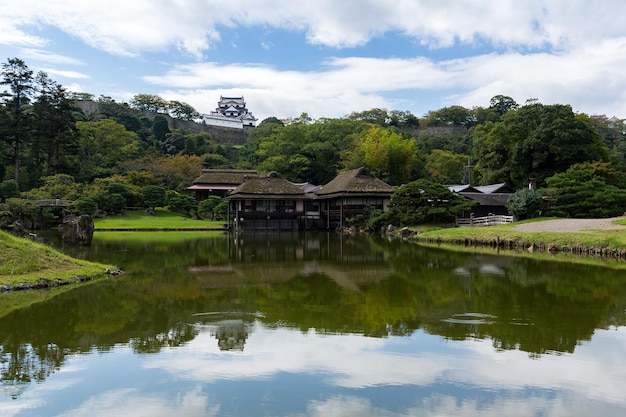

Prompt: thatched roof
xmin=227 ymin=171 xmax=307 ymax=199
xmin=192 ymin=169 xmax=258 ymax=185
xmin=316 ymin=167 xmax=395 ymax=197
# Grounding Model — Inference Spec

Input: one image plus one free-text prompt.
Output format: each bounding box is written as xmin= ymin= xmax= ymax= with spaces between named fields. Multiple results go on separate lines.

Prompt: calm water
xmin=1 ymin=231 xmax=626 ymax=417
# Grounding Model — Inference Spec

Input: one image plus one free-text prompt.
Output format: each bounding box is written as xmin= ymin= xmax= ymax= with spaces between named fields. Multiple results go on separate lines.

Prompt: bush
xmin=198 ymin=195 xmax=225 ymax=220
xmin=142 ymin=185 xmax=166 ymax=210
xmin=0 ymin=180 xmax=20 ymax=201
xmin=166 ymin=191 xmax=197 ymax=216
xmin=71 ymin=197 xmax=98 ymax=216
xmin=507 ymin=188 xmax=542 ymax=219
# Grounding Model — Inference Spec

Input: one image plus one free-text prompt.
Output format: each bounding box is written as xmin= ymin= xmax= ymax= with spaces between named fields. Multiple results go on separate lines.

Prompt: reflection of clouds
xmin=303 ymin=393 xmax=625 ymax=417
xmin=145 ymin=322 xmax=626 ymax=409
xmin=0 ymin=377 xmax=82 ymax=417
xmin=56 ymin=387 xmax=218 ymax=417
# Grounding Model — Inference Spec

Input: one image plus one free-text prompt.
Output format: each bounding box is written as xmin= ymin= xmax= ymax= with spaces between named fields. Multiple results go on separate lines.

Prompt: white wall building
xmin=201 ymin=96 xmax=257 ymax=129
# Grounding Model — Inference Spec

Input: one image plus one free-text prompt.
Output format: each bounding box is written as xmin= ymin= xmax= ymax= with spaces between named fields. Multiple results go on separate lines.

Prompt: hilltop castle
xmin=201 ymin=96 xmax=257 ymax=129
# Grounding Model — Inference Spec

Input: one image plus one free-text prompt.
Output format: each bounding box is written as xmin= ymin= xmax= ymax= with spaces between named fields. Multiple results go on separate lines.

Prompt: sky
xmin=2 ymin=0 xmax=626 ymax=123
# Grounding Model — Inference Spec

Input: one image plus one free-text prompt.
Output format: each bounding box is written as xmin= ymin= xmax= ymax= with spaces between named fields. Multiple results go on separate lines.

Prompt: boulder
xmin=61 ymin=214 xmax=94 ymax=246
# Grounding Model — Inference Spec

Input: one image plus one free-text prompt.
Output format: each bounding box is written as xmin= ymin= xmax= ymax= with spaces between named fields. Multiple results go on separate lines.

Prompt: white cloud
xmin=3 ymin=1 xmax=626 ymax=119
xmin=18 ymin=49 xmax=85 ymax=66
xmin=144 ymin=35 xmax=626 ymax=121
xmin=3 ymin=1 xmax=626 ymax=55
xmin=42 ymin=68 xmax=90 ymax=79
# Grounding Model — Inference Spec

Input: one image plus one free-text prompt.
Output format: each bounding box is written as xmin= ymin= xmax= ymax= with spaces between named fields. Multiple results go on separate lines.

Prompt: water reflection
xmin=1 ymin=231 xmax=626 ymax=416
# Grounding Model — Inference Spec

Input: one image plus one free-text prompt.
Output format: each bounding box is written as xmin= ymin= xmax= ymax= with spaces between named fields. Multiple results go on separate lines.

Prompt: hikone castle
xmin=201 ymin=96 xmax=257 ymax=129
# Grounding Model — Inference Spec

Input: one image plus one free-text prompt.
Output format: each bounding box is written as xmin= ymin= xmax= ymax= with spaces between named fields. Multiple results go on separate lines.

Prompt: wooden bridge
xmin=35 ymin=199 xmax=73 ymax=208
xmin=456 ymin=214 xmax=514 ymax=227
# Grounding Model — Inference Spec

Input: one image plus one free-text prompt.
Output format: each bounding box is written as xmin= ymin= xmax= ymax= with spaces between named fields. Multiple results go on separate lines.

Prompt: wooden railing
xmin=456 ymin=214 xmax=514 ymax=227
xmin=35 ymin=199 xmax=73 ymax=207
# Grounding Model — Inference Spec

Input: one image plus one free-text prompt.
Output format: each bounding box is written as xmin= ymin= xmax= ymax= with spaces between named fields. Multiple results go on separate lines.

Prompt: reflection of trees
xmin=130 ymin=322 xmax=198 ymax=353
xmin=383 ymin=239 xmax=626 ymax=354
xmin=2 ymin=232 xmax=626 ymax=394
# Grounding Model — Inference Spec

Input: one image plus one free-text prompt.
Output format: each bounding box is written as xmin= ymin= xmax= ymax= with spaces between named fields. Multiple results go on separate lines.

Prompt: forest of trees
xmin=3 ymin=56 xmax=626 ymax=226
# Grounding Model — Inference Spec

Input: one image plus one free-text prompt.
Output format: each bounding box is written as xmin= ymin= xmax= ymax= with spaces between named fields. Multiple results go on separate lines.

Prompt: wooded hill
xmin=3 ymin=56 xmax=626 ymax=223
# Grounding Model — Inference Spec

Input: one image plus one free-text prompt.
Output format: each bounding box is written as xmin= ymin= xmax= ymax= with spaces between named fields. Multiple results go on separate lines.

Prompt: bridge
xmin=35 ymin=199 xmax=74 ymax=208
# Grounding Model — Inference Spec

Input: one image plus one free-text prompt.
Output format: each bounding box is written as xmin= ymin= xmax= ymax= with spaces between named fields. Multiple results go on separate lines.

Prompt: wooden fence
xmin=456 ymin=214 xmax=514 ymax=227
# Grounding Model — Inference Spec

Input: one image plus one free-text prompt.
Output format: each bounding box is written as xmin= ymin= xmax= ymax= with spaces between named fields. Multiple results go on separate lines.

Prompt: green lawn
xmin=0 ymin=230 xmax=113 ymax=286
xmin=94 ymin=208 xmax=225 ymax=230
xmin=413 ymin=218 xmax=626 ymax=250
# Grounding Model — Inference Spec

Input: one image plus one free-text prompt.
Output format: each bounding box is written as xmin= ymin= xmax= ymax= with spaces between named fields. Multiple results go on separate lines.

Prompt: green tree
xmin=142 ymin=185 xmax=166 ymax=212
xmin=153 ymin=115 xmax=170 ymax=144
xmin=76 ymin=119 xmax=142 ymax=181
xmin=30 ymin=72 xmax=79 ymax=180
xmin=198 ymin=195 xmax=223 ymax=220
xmin=347 ymin=108 xmax=390 ymax=126
xmin=130 ymin=94 xmax=168 ymax=113
xmin=0 ymin=58 xmax=34 ymax=187
xmin=167 ymin=100 xmax=200 ymax=120
xmin=166 ymin=190 xmax=197 ymax=216
xmin=489 ymin=95 xmax=519 ymax=115
xmin=424 ymin=149 xmax=468 ymax=184
xmin=472 ymin=103 xmax=609 ymax=187
xmin=507 ymin=188 xmax=543 ymax=219
xmin=0 ymin=179 xmax=20 ymax=201
xmin=70 ymin=196 xmax=97 ymax=215
xmin=544 ymin=162 xmax=626 ymax=218
xmin=422 ymin=105 xmax=475 ymax=127
xmin=380 ymin=179 xmax=476 ymax=226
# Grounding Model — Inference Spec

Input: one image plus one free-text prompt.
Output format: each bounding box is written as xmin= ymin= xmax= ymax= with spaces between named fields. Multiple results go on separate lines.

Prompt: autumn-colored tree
xmin=343 ymin=125 xmax=416 ymax=185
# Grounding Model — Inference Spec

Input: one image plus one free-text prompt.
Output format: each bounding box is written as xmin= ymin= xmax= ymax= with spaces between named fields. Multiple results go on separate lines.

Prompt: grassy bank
xmin=0 ymin=230 xmax=114 ymax=287
xmin=410 ymin=218 xmax=626 ymax=256
xmin=95 ymin=208 xmax=225 ymax=230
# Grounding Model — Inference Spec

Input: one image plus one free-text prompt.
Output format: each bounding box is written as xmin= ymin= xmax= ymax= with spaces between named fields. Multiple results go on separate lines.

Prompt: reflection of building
xmin=213 ymin=320 xmax=249 ymax=351
xmin=201 ymin=96 xmax=257 ymax=129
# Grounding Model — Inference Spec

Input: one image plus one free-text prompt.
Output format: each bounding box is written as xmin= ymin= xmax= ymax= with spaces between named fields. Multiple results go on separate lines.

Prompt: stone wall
xmin=75 ymin=101 xmax=248 ymax=145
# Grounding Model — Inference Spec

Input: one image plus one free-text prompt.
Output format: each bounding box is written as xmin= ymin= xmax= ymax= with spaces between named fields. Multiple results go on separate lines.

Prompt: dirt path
xmin=513 ymin=217 xmax=626 ymax=232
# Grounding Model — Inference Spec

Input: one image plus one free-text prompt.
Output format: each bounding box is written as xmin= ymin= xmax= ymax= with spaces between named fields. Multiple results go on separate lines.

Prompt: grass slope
xmin=95 ymin=208 xmax=225 ymax=230
xmin=0 ymin=230 xmax=113 ymax=286
xmin=413 ymin=218 xmax=626 ymax=250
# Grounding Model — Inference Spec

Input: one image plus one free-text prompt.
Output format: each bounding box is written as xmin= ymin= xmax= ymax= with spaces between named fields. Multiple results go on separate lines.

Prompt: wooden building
xmin=188 ymin=169 xmax=258 ymax=200
xmin=225 ymin=167 xmax=395 ymax=231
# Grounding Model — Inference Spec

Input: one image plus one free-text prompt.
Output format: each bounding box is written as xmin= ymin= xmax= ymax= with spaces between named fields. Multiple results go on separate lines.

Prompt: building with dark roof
xmin=188 ymin=169 xmax=258 ymax=200
xmin=223 ymin=167 xmax=395 ymax=231
xmin=448 ymin=182 xmax=515 ymax=217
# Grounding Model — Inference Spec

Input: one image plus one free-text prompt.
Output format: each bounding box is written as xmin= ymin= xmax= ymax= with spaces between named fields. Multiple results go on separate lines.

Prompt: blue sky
xmin=2 ymin=1 xmax=626 ymax=123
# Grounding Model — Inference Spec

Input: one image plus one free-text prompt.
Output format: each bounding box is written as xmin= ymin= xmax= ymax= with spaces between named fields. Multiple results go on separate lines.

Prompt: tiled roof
xmin=315 ymin=167 xmax=395 ymax=196
xmin=460 ymin=192 xmax=511 ymax=206
xmin=192 ymin=169 xmax=257 ymax=185
xmin=473 ymin=183 xmax=515 ymax=194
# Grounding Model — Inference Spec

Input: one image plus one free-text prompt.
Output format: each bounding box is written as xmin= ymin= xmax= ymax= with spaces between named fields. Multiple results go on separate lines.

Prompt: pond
xmin=1 ymin=231 xmax=626 ymax=416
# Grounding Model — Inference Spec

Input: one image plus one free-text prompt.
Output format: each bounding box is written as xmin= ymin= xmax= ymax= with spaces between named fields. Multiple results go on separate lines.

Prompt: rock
xmin=61 ymin=214 xmax=94 ymax=246
xmin=105 ymin=268 xmax=124 ymax=276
